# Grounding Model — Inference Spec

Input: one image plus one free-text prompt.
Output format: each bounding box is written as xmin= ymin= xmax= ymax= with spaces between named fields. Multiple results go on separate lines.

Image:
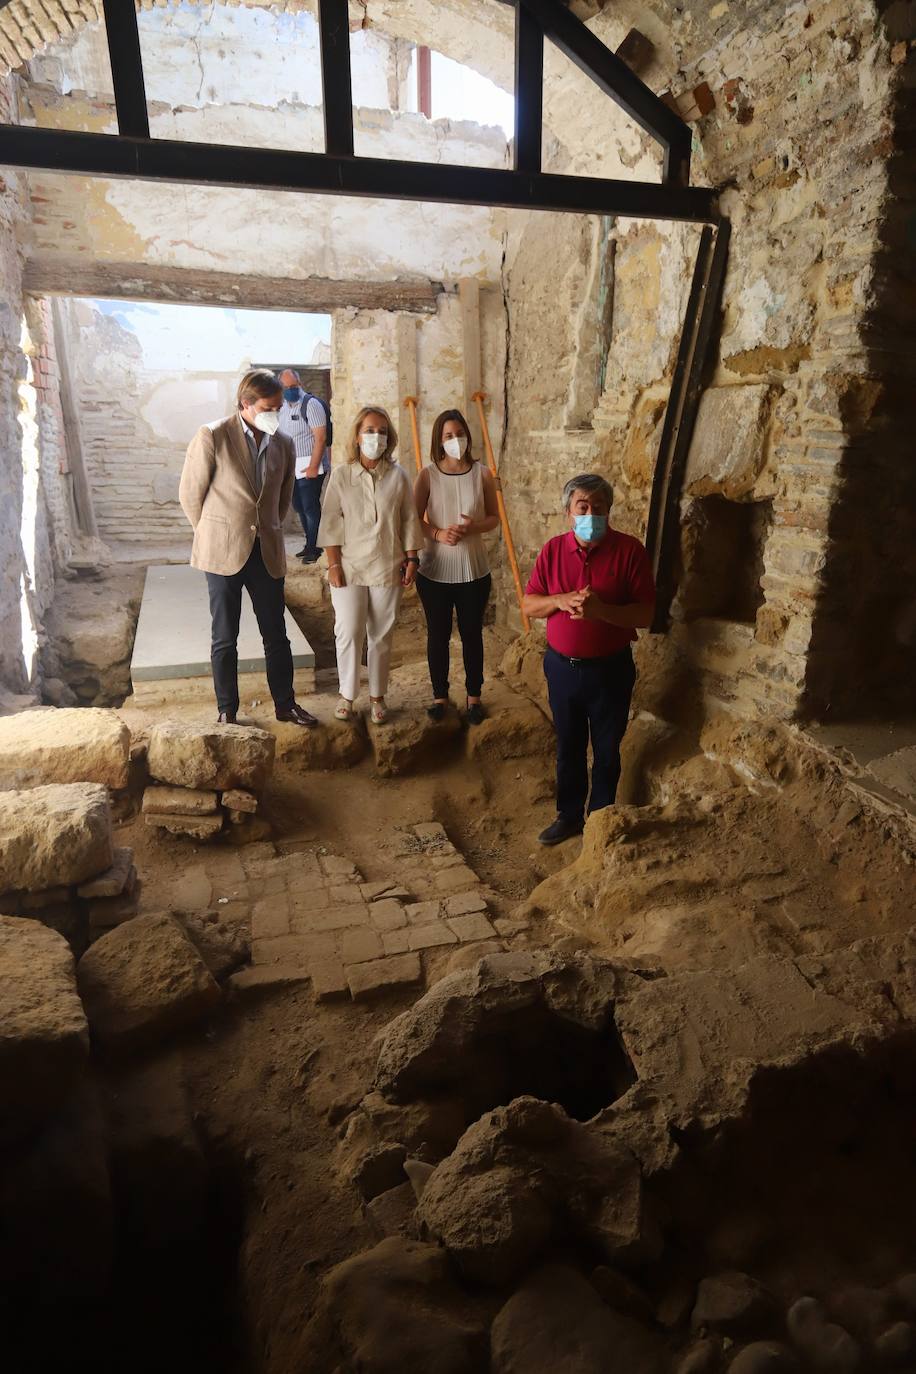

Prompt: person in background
xmin=179 ymin=368 xmax=318 ymax=729
xmin=414 ymin=408 xmax=500 ymax=725
xmin=318 ymin=406 xmax=424 ymax=724
xmin=521 ymin=473 xmax=655 ymax=845
xmin=278 ymin=368 xmax=331 ymax=565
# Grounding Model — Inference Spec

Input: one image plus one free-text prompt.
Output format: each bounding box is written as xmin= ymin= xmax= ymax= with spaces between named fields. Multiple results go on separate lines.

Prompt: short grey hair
xmin=562 ymin=473 xmax=614 ymax=511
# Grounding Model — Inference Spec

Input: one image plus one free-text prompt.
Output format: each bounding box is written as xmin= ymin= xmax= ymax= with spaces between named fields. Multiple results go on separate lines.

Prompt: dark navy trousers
xmin=292 ymin=474 xmax=326 ymax=554
xmin=543 ymin=645 xmax=636 ymax=822
xmin=205 ymin=540 xmax=294 ymax=716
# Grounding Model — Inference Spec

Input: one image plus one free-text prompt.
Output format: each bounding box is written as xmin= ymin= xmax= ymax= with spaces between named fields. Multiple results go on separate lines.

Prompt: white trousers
xmin=330 ymin=584 xmax=403 ymax=701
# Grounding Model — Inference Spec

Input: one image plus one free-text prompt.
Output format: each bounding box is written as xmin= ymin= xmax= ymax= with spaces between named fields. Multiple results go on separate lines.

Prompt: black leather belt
xmin=546 ymin=645 xmax=630 ymax=667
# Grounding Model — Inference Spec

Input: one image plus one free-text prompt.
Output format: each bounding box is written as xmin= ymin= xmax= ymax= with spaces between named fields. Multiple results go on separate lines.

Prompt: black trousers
xmin=415 ymin=572 xmax=492 ymax=698
xmin=543 ymin=645 xmax=636 ymax=822
xmin=205 ymin=540 xmax=294 ymax=716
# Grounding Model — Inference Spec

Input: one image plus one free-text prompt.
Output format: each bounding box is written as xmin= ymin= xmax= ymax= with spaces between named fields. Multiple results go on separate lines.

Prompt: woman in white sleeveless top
xmin=414 ymin=409 xmax=500 ymax=724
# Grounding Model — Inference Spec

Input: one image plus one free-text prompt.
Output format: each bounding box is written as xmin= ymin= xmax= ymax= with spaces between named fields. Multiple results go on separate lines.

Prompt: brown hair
xmin=237 ymin=368 xmax=282 ymax=408
xmin=429 ymin=409 xmax=475 ymax=468
xmin=346 ymin=405 xmax=398 ymax=464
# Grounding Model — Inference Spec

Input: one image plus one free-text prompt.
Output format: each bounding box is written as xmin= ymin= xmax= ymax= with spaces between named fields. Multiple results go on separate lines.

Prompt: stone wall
xmin=495 ymin=0 xmax=912 ymax=724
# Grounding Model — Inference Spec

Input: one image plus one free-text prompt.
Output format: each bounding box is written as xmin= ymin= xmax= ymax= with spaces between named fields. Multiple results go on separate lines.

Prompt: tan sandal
xmin=369 ymin=698 xmax=388 ymax=725
xmin=334 ymin=698 xmax=354 ymax=721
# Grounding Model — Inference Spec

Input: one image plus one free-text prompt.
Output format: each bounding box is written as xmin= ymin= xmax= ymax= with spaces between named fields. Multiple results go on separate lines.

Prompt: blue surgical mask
xmin=573 ymin=513 xmax=607 ymax=542
xmin=282 ymin=386 xmax=301 ymax=402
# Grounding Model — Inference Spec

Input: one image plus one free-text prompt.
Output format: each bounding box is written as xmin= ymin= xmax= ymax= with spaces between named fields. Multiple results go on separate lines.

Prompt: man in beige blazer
xmin=179 ymin=368 xmax=317 ymax=727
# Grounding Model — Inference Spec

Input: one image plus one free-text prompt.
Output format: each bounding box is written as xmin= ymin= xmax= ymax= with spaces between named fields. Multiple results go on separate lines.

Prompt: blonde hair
xmin=346 ymin=405 xmax=398 ymax=464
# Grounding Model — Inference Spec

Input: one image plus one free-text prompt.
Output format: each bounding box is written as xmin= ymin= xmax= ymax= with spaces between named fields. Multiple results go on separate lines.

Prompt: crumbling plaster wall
xmin=495 ymin=0 xmax=912 ymax=724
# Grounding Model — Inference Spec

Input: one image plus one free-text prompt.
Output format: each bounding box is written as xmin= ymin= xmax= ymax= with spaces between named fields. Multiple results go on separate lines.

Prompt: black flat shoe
xmin=276 ymin=702 xmax=319 ymax=728
xmin=537 ymin=815 xmax=584 ymax=846
xmin=465 ymin=702 xmax=486 ymax=726
xmin=427 ymin=702 xmax=447 ymax=721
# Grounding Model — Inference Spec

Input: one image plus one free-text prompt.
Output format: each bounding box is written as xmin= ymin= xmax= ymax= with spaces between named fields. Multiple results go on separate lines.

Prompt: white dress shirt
xmin=318 ymin=460 xmax=425 ymax=587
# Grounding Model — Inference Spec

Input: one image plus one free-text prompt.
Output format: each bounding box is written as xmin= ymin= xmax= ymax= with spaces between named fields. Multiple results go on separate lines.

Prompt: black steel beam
xmin=514 ymin=4 xmax=544 ymax=175
xmin=317 ymin=0 xmax=354 ymax=158
xmin=646 ymin=219 xmax=732 ymax=629
xmin=0 ymin=124 xmax=720 ymax=223
xmin=100 ymin=0 xmax=149 ymax=140
xmin=515 ymin=0 xmax=691 ymax=186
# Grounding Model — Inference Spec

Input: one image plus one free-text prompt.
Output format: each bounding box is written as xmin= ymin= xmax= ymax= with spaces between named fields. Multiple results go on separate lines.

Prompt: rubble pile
xmin=142 ymin=720 xmax=276 ymax=842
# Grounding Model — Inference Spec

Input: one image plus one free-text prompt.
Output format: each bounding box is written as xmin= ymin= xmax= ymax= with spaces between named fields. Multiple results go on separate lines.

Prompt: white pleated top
xmin=419 ymin=461 xmax=491 ymax=584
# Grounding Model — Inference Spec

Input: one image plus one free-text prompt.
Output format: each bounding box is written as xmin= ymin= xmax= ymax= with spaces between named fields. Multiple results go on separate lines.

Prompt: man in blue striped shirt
xmin=279 ymin=368 xmax=332 ymax=564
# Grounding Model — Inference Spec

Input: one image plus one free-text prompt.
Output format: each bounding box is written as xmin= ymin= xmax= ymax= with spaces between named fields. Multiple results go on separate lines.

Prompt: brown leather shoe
xmin=217 ymin=711 xmax=237 ymax=724
xmin=275 ymin=701 xmax=319 ymax=728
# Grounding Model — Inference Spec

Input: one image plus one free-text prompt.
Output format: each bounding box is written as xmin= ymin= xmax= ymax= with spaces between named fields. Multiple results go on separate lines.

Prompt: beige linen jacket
xmin=179 ymin=413 xmax=295 ymax=577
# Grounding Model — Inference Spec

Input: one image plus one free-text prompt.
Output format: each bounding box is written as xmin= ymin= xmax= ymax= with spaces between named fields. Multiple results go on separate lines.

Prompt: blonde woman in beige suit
xmin=179 ymin=368 xmax=317 ymax=728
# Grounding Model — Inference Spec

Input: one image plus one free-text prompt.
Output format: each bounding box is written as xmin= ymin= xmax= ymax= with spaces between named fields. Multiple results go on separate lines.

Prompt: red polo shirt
xmin=525 ymin=527 xmax=656 ymax=658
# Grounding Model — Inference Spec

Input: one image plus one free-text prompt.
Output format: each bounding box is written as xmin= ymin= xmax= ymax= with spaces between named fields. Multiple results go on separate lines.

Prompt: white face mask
xmin=442 ymin=434 xmax=468 ymax=461
xmin=251 ymin=409 xmax=280 ymax=436
xmin=360 ymin=432 xmax=386 ymax=460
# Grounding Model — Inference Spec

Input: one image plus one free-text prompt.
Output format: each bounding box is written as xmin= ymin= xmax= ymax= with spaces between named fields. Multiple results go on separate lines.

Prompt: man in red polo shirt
xmin=522 ymin=473 xmax=656 ymax=845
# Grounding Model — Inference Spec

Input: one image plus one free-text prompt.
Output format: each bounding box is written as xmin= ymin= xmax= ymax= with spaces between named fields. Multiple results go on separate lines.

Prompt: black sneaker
xmin=302 ymin=551 xmax=320 ymax=564
xmin=427 ymin=702 xmax=447 ymax=721
xmin=537 ymin=815 xmax=584 ymax=846
xmin=465 ymin=702 xmax=486 ymax=726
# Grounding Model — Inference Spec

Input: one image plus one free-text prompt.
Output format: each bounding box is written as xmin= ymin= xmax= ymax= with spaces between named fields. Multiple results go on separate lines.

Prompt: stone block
xmin=169 ymin=865 xmax=213 ymax=910
xmin=176 ymin=911 xmax=249 ymax=981
xmin=347 ymin=953 xmax=423 ymax=1001
xmin=18 ymin=886 xmax=71 ymax=910
xmin=147 ymin=721 xmax=275 ymax=791
xmin=87 ymin=892 xmax=137 ymax=931
xmin=369 ymin=899 xmax=408 ymax=932
xmin=447 ymin=913 xmax=498 ymax=943
xmin=320 ymin=854 xmax=360 ymax=880
xmin=142 ymin=785 xmax=219 ymax=816
xmin=464 ymin=703 xmax=554 ymax=765
xmin=0 ymin=707 xmax=130 ymax=790
xmin=228 ymin=963 xmax=311 ymax=995
xmin=76 ymin=847 xmax=134 ymax=899
xmin=494 ymin=918 xmax=529 ymax=938
xmin=251 ymin=895 xmax=290 ymax=939
xmin=434 ymin=866 xmax=480 ymax=895
xmin=405 ymin=900 xmax=441 ymax=925
xmin=366 ymin=1181 xmax=417 ymax=1241
xmin=77 ymin=913 xmax=221 ymax=1052
xmin=446 ymin=892 xmax=488 ymax=917
xmin=271 ymin=717 xmax=368 ymax=770
xmin=382 ymin=929 xmax=411 ymax=955
xmin=252 ymin=934 xmax=312 ymax=965
xmin=145 ymin=812 xmax=224 ymax=840
xmin=408 ymin=922 xmax=459 ymax=951
xmin=295 ymin=905 xmax=368 ymax=934
xmin=0 ymin=783 xmax=113 ymax=894
xmin=341 ymin=927 xmax=384 ymax=965
xmin=330 ymin=883 xmax=365 ymax=905
xmin=685 ymin=384 xmax=774 ymax=500
xmin=311 ymin=957 xmax=350 ymax=1001
xmin=370 ymin=713 xmax=462 ymax=778
xmin=0 ymin=916 xmax=89 ymax=1140
xmin=413 ymin=823 xmax=449 ymax=842
xmin=221 ymin=788 xmax=258 ymax=813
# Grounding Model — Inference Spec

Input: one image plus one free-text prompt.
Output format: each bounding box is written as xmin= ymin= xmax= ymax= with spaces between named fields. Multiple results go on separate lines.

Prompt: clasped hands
xmin=555 ymin=584 xmax=602 ymax=620
xmin=438 ymin=513 xmax=475 ymax=546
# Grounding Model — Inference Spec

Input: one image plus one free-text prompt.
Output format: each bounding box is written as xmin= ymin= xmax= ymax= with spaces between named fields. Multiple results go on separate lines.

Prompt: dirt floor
xmin=70 ymin=600 xmax=912 ymax=1373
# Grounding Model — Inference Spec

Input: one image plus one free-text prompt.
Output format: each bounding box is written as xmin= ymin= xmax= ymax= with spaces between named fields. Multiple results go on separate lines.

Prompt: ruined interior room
xmin=1 ymin=0 xmax=915 ymax=1371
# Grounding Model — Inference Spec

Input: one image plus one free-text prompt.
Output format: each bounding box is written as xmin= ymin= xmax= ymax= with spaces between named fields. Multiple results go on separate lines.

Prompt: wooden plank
xmin=458 ymin=277 xmax=481 ymax=446
xmin=24 ymin=260 xmax=444 ymax=314
xmin=396 ymin=316 xmax=419 ymax=469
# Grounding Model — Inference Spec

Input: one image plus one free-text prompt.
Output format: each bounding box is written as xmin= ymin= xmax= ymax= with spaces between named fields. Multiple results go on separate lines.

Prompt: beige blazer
xmin=179 ymin=414 xmax=295 ymax=578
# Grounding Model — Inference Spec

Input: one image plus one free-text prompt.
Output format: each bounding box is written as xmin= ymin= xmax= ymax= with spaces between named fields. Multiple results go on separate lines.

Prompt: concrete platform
xmin=131 ymin=564 xmax=315 ymax=683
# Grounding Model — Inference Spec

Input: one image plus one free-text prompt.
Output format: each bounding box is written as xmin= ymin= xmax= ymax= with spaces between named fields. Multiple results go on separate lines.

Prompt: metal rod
xmin=646 ymin=219 xmax=732 ymax=630
xmin=404 ymin=395 xmax=423 ymax=474
xmin=317 ymin=0 xmax=354 ymax=158
xmin=472 ymin=390 xmax=530 ymax=633
xmin=0 ymin=125 xmax=720 ymax=223
xmin=100 ymin=0 xmax=149 ymax=139
xmin=514 ymin=4 xmax=543 ymax=174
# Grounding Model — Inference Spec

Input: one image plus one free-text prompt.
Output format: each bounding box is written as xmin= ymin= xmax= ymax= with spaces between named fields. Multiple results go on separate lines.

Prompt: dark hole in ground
xmin=678 ymin=494 xmax=773 ymax=624
xmin=2 ymin=1141 xmax=249 ymax=1374
xmin=447 ymin=1004 xmax=637 ymax=1125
